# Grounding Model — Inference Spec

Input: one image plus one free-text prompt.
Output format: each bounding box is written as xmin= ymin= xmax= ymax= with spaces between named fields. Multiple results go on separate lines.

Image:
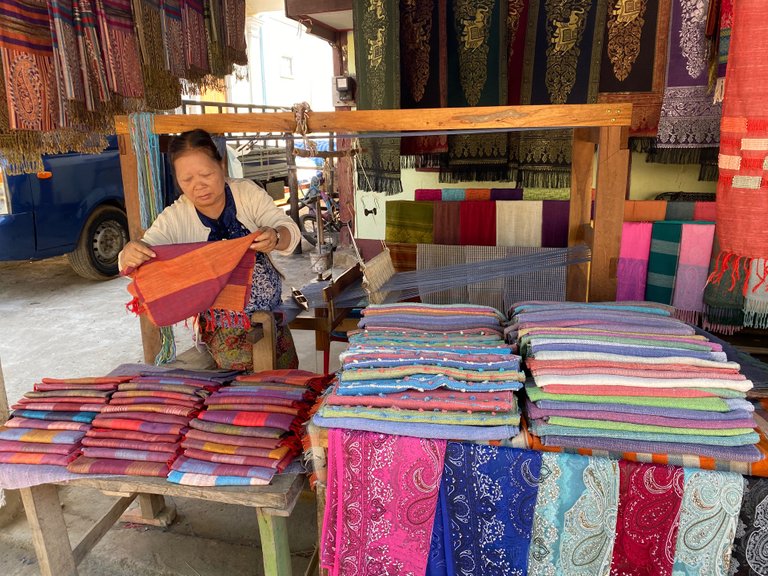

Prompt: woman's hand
xmin=250 ymin=227 xmax=281 ymax=253
xmin=121 ymin=240 xmax=156 ymax=269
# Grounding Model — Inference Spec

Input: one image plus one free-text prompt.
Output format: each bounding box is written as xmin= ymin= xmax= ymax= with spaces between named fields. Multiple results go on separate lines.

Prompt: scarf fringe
xmin=126 ymin=297 xmax=144 ymax=316
xmin=702 ymin=304 xmax=744 ymax=334
xmin=356 ymin=174 xmax=404 ymax=196
xmin=400 ymin=154 xmax=444 ymax=169
xmin=438 ymin=167 xmax=516 ymax=184
xmin=630 ymin=137 xmax=655 ymax=153
xmin=646 ymin=147 xmax=707 ymax=165
xmin=744 ymin=310 xmax=768 ymax=329
xmin=699 ymin=163 xmax=719 ymax=182
xmin=520 ymin=170 xmax=572 ymax=189
xmin=673 ymin=308 xmax=700 ymax=325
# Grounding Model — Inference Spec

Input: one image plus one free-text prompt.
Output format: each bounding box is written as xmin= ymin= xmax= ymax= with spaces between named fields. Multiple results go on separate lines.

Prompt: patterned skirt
xmin=200 ymin=319 xmax=299 ymax=372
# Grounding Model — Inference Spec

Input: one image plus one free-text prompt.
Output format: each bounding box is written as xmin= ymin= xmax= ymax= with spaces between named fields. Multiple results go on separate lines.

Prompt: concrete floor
xmin=0 ymin=241 xmax=355 ymax=575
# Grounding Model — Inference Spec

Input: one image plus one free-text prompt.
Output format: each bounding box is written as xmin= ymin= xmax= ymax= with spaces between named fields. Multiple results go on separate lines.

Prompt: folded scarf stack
xmin=67 ymin=372 xmax=223 ymax=478
xmin=313 ymin=303 xmax=525 ymax=440
xmin=508 ymin=301 xmax=760 ymax=462
xmin=1 ymin=376 xmax=131 ymax=466
xmin=168 ymin=370 xmax=332 ymax=486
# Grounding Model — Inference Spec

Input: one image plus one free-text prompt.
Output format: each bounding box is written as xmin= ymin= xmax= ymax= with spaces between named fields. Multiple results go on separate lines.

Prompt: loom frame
xmin=114 ymin=103 xmax=632 ymax=363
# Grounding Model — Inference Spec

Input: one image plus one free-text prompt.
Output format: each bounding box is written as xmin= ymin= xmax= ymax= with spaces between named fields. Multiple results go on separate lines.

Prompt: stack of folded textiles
xmin=509 ymin=301 xmax=761 ymax=462
xmin=169 ymin=369 xmax=331 ymax=486
xmin=313 ymin=303 xmax=525 ymax=440
xmin=1 ymin=376 xmax=130 ymax=466
xmin=68 ymin=372 xmax=224 ymax=478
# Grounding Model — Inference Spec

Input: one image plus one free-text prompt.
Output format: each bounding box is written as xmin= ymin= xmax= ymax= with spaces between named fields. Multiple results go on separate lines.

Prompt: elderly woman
xmin=120 ymin=129 xmax=302 ymax=370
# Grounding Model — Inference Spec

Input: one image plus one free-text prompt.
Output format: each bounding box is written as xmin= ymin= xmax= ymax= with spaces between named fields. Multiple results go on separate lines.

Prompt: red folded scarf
xmin=125 ymin=234 xmax=258 ymax=327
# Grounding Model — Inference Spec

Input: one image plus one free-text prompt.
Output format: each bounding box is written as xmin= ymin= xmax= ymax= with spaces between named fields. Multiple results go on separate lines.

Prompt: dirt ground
xmin=0 ymin=242 xmax=356 ymax=575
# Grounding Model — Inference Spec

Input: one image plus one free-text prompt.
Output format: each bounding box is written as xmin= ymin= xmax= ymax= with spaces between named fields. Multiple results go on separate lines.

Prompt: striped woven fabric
xmin=108 ymin=397 xmax=201 ymax=408
xmin=81 ymin=437 xmax=179 ymax=452
xmin=183 ymin=428 xmax=290 ymax=449
xmin=204 ymin=404 xmax=302 ymax=416
xmin=188 ymin=419 xmax=286 ymax=438
xmin=170 ymin=455 xmax=276 ymax=481
xmin=204 ymin=395 xmax=299 ymax=407
xmin=180 ymin=438 xmax=292 ymax=459
xmin=86 ymin=428 xmax=181 ymax=443
xmin=81 ymin=447 xmax=178 ymax=463
xmin=197 ymin=411 xmax=295 ymax=430
xmin=166 ymin=470 xmax=267 ymax=486
xmin=24 ymin=389 xmax=111 ymax=398
xmin=112 ymin=390 xmax=205 ymax=401
xmin=0 ymin=428 xmax=85 ymax=444
xmin=11 ymin=410 xmax=97 ymax=423
xmin=100 ymin=404 xmax=198 ymax=417
xmin=234 ymin=370 xmax=333 ymax=390
xmin=94 ymin=411 xmax=190 ymax=425
xmin=0 ymin=440 xmax=79 ymax=454
xmin=67 ymin=456 xmax=170 ymax=477
xmin=181 ymin=448 xmax=293 ymax=470
xmin=125 ymin=234 xmax=258 ymax=328
xmin=4 ymin=418 xmax=89 ymax=432
xmin=89 ymin=417 xmax=186 ymax=435
xmin=11 ymin=402 xmax=106 ymax=412
xmin=0 ymin=452 xmax=78 ymax=466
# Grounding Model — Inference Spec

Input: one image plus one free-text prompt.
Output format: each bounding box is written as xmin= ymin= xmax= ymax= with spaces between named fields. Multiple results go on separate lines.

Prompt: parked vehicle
xmin=0 ymin=137 xmax=128 ymax=280
xmin=295 ymin=173 xmax=342 ymax=247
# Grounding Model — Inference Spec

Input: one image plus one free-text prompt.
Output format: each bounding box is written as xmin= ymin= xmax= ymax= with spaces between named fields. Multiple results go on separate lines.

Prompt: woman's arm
xmin=230 ymin=179 xmax=301 ymax=254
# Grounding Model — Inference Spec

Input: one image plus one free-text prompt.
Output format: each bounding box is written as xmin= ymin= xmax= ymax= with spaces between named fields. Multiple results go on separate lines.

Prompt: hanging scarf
xmin=672 ymin=222 xmax=715 ymax=323
xmin=616 ymin=221 xmax=653 ymax=301
xmin=744 ymin=259 xmax=768 ymax=330
xmin=399 ymin=0 xmax=447 ymax=167
xmin=93 ymin=0 xmax=144 ymax=100
xmin=645 ymin=221 xmax=682 ymax=305
xmin=132 ymin=0 xmax=181 ymax=109
xmin=518 ymin=0 xmax=608 ymax=188
xmin=321 ymin=429 xmax=446 ymax=575
xmin=162 ymin=0 xmax=186 ymax=78
xmin=597 ymin=0 xmax=672 ymax=136
xmin=656 ymin=0 xmax=721 ymax=152
xmin=706 ymin=0 xmax=768 ymax=335
xmin=353 ymin=0 xmax=402 ymax=194
xmin=703 ymin=249 xmax=750 ymax=335
xmin=181 ymin=0 xmax=210 ymax=79
xmin=440 ymin=0 xmax=510 ymax=183
xmin=713 ymin=0 xmax=732 ymax=103
xmin=49 ymin=0 xmax=86 ymax=121
xmin=74 ymin=0 xmax=110 ymax=111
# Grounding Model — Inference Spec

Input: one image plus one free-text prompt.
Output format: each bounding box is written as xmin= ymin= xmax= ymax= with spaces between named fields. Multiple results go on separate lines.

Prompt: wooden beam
xmin=590 ymin=125 xmax=630 ymax=301
xmin=251 ymin=311 xmax=276 ymax=372
xmin=73 ymin=496 xmax=136 ymax=564
xmin=118 ymin=133 xmax=162 ymax=363
xmin=114 ymin=104 xmax=632 ymax=135
xmin=19 ymin=485 xmax=78 ymax=576
xmin=567 ymin=128 xmax=595 ymax=302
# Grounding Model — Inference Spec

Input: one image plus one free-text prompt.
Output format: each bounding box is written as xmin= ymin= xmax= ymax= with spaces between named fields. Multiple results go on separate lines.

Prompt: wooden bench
xmin=18 ymin=472 xmax=306 ymax=576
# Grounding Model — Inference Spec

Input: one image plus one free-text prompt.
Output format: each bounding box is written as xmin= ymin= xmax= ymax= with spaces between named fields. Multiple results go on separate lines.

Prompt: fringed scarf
xmin=399 ymin=0 xmax=447 ymax=167
xmin=161 ymin=0 xmax=186 ymax=78
xmin=616 ymin=221 xmax=653 ymax=301
xmin=744 ymin=259 xmax=768 ymax=329
xmin=518 ymin=0 xmax=607 ymax=188
xmin=703 ymin=249 xmax=749 ymax=335
xmin=656 ymin=0 xmax=721 ymax=152
xmin=597 ymin=0 xmax=672 ymax=136
xmin=132 ymin=0 xmax=181 ymax=110
xmin=49 ymin=0 xmax=86 ymax=122
xmin=353 ymin=0 xmax=402 ymax=194
xmin=705 ymin=0 xmax=768 ymax=334
xmin=94 ymin=0 xmax=145 ymax=100
xmin=222 ymin=0 xmax=247 ymax=67
xmin=181 ymin=0 xmax=210 ymax=79
xmin=645 ymin=221 xmax=682 ymax=305
xmin=713 ymin=0 xmax=732 ymax=103
xmin=672 ymin=222 xmax=715 ymax=324
xmin=124 ymin=233 xmax=259 ymax=330
xmin=74 ymin=0 xmax=110 ymax=112
xmin=440 ymin=0 xmax=510 ymax=183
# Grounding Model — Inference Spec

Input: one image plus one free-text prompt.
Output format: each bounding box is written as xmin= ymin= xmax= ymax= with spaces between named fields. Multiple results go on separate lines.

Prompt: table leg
xmin=256 ymin=508 xmax=292 ymax=576
xmin=19 ymin=485 xmax=78 ymax=576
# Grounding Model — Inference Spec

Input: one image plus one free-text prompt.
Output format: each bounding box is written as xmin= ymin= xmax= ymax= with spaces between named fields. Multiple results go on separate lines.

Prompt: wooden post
xmin=251 ymin=311 xmax=276 ymax=372
xmin=19 ymin=485 xmax=78 ymax=576
xmin=117 ymin=133 xmax=161 ymax=363
xmin=256 ymin=509 xmax=292 ymax=576
xmin=567 ymin=128 xmax=597 ymax=302
xmin=591 ymin=125 xmax=630 ymax=301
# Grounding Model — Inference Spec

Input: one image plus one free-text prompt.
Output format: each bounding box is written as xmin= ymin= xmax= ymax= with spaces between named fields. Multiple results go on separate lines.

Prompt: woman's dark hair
xmin=167 ymin=128 xmax=223 ymax=165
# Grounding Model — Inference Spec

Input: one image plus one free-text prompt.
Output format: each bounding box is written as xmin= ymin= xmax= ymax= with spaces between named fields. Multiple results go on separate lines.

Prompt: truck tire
xmin=67 ymin=205 xmax=129 ymax=280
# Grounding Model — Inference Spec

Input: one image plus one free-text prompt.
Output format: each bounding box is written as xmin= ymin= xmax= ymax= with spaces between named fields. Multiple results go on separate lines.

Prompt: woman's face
xmin=173 ymin=149 xmax=226 ymax=212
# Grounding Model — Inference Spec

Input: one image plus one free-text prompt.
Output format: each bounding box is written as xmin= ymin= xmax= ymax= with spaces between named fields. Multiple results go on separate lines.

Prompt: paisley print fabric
xmin=442 ymin=443 xmax=542 ymax=576
xmin=529 ymin=453 xmax=619 ymax=576
xmin=611 ymin=461 xmax=685 ymax=576
xmin=672 ymin=469 xmax=744 ymax=575
xmin=321 ymin=429 xmax=446 ymax=576
xmin=730 ymin=477 xmax=768 ymax=576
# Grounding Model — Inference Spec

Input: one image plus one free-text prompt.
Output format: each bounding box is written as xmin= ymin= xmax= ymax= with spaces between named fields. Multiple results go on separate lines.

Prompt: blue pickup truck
xmin=0 ymin=137 xmax=128 ymax=280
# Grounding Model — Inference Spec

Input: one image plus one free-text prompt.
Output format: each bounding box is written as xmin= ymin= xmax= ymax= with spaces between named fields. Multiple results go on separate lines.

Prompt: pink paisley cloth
xmin=321 ymin=428 xmax=446 ymax=576
xmin=610 ymin=461 xmax=684 ymax=576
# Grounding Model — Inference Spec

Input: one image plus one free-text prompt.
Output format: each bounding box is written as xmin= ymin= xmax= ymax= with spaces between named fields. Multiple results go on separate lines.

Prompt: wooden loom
xmin=114 ymin=103 xmax=632 ymax=363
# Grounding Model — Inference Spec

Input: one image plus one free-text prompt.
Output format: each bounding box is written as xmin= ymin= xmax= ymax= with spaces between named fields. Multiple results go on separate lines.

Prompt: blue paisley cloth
xmin=427 ymin=444 xmax=542 ymax=576
xmin=197 ymin=184 xmax=282 ymax=323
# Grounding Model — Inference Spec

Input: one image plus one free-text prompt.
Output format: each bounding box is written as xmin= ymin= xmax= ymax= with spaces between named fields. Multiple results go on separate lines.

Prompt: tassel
xmin=125 ymin=297 xmax=143 ymax=315
xmin=155 ymin=326 xmax=176 ymax=365
xmin=714 ymin=77 xmax=726 ymax=103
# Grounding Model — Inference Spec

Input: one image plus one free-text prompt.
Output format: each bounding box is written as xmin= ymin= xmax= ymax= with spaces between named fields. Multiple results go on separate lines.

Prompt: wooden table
xmin=18 ymin=472 xmax=306 ymax=576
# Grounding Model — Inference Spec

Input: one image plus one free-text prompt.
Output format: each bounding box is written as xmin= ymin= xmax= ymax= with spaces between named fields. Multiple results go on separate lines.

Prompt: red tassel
xmin=125 ymin=297 xmax=143 ymax=315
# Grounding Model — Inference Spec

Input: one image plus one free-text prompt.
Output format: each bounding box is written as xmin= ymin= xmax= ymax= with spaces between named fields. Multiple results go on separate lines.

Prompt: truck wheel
xmin=67 ymin=206 xmax=129 ymax=280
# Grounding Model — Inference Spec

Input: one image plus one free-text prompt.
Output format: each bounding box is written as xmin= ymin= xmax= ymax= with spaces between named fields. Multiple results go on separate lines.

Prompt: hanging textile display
xmin=399 ymin=0 xmax=447 ymax=167
xmin=518 ymin=0 xmax=608 ymax=188
xmin=655 ymin=0 xmax=721 ymax=154
xmin=162 ymin=0 xmax=186 ymax=78
xmin=353 ymin=0 xmax=402 ymax=194
xmin=94 ymin=0 xmax=145 ymax=100
xmin=730 ymin=476 xmax=768 ymax=576
xmin=440 ymin=0 xmax=510 ymax=183
xmin=132 ymin=0 xmax=181 ymax=110
xmin=597 ymin=0 xmax=672 ymax=136
xmin=74 ymin=0 xmax=110 ymax=113
xmin=181 ymin=0 xmax=210 ymax=80
xmin=713 ymin=0 xmax=732 ymax=103
xmin=49 ymin=0 xmax=86 ymax=125
xmin=704 ymin=0 xmax=768 ymax=334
